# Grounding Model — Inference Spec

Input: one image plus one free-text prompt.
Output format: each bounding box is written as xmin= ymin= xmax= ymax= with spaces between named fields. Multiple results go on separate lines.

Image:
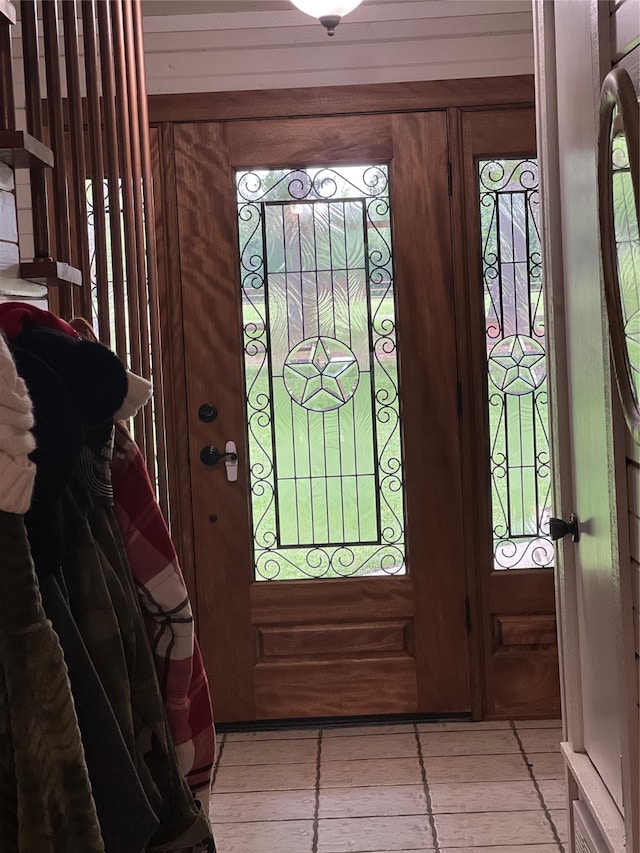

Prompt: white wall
xmin=142 ymin=0 xmax=534 ymax=94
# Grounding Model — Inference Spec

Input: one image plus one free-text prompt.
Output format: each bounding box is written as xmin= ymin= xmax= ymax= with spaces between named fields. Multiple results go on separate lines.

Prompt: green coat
xmin=0 ymin=511 xmax=104 ymax=853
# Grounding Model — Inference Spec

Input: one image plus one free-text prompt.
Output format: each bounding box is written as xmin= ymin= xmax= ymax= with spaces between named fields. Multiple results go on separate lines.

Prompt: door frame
xmin=534 ymin=0 xmax=639 ymax=845
xmin=150 ymin=75 xmax=536 ymax=721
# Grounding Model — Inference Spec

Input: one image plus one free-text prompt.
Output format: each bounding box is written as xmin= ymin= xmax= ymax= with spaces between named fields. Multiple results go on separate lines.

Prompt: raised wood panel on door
xmin=172 ymin=112 xmax=471 ymax=722
xmin=489 ymin=571 xmax=560 ymax=717
xmin=250 ymin=575 xmax=418 ymax=719
xmin=460 ymin=108 xmax=560 ymax=719
xmin=252 ymin=585 xmax=417 ymax=718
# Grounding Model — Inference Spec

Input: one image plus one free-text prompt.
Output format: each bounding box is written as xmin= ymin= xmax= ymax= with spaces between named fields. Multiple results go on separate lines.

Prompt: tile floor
xmin=209 ymin=719 xmax=566 ymax=853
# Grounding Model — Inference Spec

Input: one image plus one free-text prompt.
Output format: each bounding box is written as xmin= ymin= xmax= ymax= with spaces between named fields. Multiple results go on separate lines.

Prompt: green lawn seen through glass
xmin=244 ymin=296 xmax=404 ymax=581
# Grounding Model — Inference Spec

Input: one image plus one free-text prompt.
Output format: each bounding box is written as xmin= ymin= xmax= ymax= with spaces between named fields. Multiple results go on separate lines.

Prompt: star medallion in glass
xmin=479 ymin=159 xmax=552 ymax=570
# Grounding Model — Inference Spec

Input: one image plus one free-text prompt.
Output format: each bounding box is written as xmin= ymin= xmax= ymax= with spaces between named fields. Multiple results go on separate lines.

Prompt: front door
xmin=171 ymin=113 xmax=470 ymax=723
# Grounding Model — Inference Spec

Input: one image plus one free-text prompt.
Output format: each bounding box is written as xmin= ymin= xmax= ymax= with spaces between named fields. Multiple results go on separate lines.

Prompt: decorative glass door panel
xmin=479 ymin=158 xmax=553 ymax=570
xmin=236 ymin=166 xmax=405 ymax=580
xmin=612 ymin=133 xmax=640 ymax=403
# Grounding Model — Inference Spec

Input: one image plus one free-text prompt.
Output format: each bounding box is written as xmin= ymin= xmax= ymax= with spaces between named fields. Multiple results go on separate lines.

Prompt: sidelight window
xmin=479 ymin=158 xmax=553 ymax=570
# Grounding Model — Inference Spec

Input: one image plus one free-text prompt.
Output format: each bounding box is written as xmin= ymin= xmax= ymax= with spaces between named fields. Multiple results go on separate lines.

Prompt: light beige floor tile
xmin=213 ymin=761 xmax=317 ymax=792
xmin=317 ymin=815 xmax=434 ymax=852
xmin=323 ymin=724 xmax=417 ymax=737
xmin=526 ymin=752 xmax=565 ymax=779
xmin=517 ymin=728 xmax=563 ymax=754
xmin=213 ymin=819 xmax=314 ymax=853
xmin=225 ymin=728 xmax=319 ymax=741
xmin=322 ymin=734 xmax=417 ymax=762
xmin=419 ymin=729 xmax=519 ymax=757
xmin=220 ymin=736 xmax=318 ymax=766
xmin=515 ymin=719 xmax=562 ymax=729
xmin=537 ymin=779 xmax=567 ymax=810
xmin=209 ymin=788 xmax=315 ymax=822
xmin=417 ymin=720 xmax=511 ymax=732
xmin=550 ymin=808 xmax=569 ymax=842
xmin=434 ymin=810 xmax=556 ymax=847
xmin=440 ymin=846 xmax=561 ymax=853
xmin=430 ymin=780 xmax=539 ymax=813
xmin=318 ymin=785 xmax=427 ymax=818
xmin=423 ymin=753 xmax=528 ymax=783
xmin=320 ymin=757 xmax=422 ymax=788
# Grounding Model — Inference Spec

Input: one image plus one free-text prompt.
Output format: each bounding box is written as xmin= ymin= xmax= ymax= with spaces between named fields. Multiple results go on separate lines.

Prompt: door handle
xmin=549 ymin=512 xmax=580 ymax=543
xmin=200 ymin=445 xmax=237 ymax=467
xmin=200 ymin=442 xmax=239 ymax=482
xmin=224 ymin=441 xmax=238 ymax=482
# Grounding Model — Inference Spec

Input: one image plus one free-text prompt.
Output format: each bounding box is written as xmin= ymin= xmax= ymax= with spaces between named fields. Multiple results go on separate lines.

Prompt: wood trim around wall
xmin=148 ymin=75 xmax=535 ymax=124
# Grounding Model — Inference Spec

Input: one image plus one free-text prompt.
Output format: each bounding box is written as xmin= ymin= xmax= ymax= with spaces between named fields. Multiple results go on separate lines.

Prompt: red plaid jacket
xmin=110 ymin=423 xmax=215 ymax=800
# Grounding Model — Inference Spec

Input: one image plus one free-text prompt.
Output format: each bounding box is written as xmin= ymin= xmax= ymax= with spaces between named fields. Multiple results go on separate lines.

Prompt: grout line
xmin=414 ymin=723 xmax=441 ymax=852
xmin=312 ymin=728 xmax=323 ymax=853
xmin=210 ymin=731 xmax=227 ymax=789
xmin=510 ymin=721 xmax=565 ymax=852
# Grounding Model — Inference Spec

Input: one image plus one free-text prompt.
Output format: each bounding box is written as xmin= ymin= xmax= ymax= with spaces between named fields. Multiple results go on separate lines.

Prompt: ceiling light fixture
xmin=290 ymin=1 xmax=364 ymax=36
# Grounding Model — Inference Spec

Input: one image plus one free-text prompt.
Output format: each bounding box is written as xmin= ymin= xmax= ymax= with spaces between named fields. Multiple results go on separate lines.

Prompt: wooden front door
xmin=169 ymin=112 xmax=471 ymax=723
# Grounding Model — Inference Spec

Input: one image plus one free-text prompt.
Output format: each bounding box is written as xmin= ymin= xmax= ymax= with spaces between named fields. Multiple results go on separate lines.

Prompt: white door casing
xmin=534 ymin=0 xmax=639 ymax=848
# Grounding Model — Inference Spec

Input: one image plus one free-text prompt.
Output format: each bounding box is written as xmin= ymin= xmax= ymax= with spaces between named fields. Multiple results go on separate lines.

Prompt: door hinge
xmin=447 ymin=162 xmax=453 ymax=196
xmin=456 ymin=381 xmax=462 ymax=417
xmin=465 ymin=597 xmax=471 ymax=631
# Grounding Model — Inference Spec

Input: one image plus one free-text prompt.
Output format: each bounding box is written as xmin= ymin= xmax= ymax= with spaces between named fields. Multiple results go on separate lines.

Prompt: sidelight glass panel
xmin=236 ymin=166 xmax=405 ymax=580
xmin=479 ymin=159 xmax=553 ymax=570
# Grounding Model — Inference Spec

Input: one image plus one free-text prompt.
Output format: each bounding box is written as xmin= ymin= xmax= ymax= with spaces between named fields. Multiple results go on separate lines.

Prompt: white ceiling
xmin=141 ymin=0 xmax=421 ymax=15
xmin=142 ymin=1 xmax=291 ymax=12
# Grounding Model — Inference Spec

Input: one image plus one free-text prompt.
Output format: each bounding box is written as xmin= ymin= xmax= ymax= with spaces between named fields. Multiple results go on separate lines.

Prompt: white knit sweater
xmin=0 ymin=333 xmax=36 ymax=514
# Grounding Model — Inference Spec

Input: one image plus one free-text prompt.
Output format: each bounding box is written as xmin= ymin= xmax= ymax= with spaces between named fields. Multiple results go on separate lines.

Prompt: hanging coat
xmin=111 ymin=423 xmax=215 ymax=800
xmin=0 ymin=512 xmax=105 ymax=853
xmin=0 ymin=332 xmax=103 ymax=852
xmin=63 ymin=430 xmax=214 ymax=851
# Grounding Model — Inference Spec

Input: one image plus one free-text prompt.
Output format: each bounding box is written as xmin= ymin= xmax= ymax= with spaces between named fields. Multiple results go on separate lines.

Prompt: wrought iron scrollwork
xmin=237 ymin=165 xmax=405 ymax=580
xmin=479 ymin=159 xmax=553 ymax=570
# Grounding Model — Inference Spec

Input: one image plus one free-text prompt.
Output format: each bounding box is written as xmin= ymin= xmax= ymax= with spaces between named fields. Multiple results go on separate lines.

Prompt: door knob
xmin=549 ymin=512 xmax=580 ymax=543
xmin=200 ymin=445 xmax=238 ymax=467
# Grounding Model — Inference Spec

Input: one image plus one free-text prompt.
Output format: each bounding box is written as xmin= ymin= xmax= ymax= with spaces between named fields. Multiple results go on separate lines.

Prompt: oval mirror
xmin=598 ymin=67 xmax=640 ymax=441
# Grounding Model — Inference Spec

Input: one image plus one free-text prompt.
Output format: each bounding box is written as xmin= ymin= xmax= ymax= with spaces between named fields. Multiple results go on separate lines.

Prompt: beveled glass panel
xmin=597 ymin=68 xmax=640 ymax=443
xmin=479 ymin=159 xmax=553 ymax=570
xmin=236 ymin=166 xmax=405 ymax=580
xmin=611 ymin=121 xmax=640 ymax=403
